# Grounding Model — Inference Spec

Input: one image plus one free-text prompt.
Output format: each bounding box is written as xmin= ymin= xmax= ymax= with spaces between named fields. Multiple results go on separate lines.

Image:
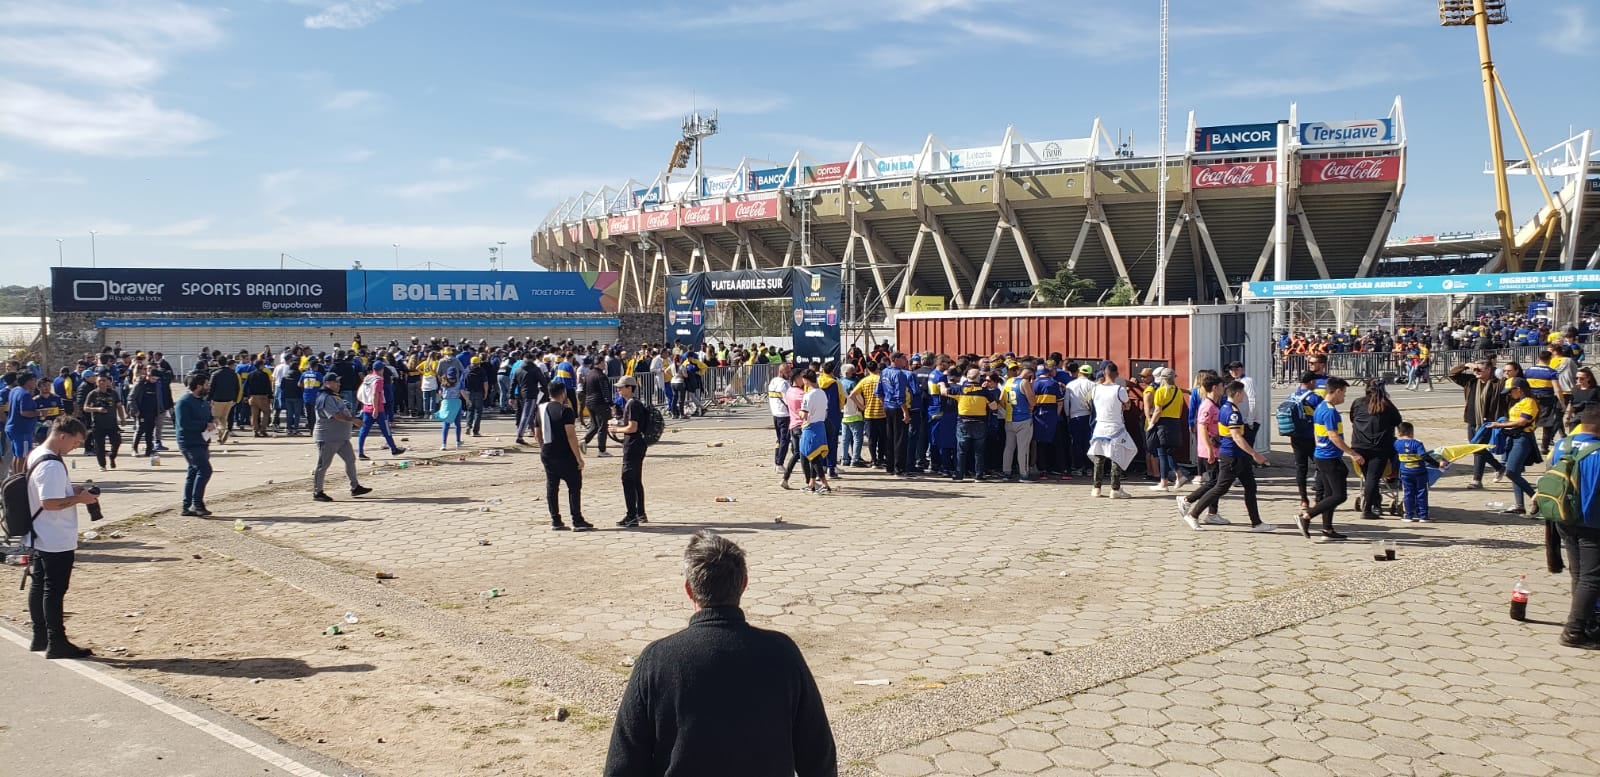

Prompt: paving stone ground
xmin=54 ymin=387 xmax=1600 ymax=775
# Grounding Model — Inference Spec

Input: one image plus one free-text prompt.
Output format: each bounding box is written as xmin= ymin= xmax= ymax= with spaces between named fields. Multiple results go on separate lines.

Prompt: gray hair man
xmin=310 ymin=373 xmax=372 ymax=502
xmin=605 ymin=531 xmax=835 ymax=776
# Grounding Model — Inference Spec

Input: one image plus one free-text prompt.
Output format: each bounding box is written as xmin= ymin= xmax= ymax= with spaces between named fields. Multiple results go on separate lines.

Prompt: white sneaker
xmin=1493 ymin=473 xmax=1505 ymax=485
xmin=1175 ymin=495 xmax=1189 ymax=520
xmin=1174 ymin=475 xmax=1191 ymax=489
xmin=1203 ymin=514 xmax=1232 ymax=526
xmin=1091 ymin=487 xmax=1104 ymax=498
xmin=1182 ymin=510 xmax=1200 ymax=530
xmin=1149 ymin=482 xmax=1170 ymax=492
xmin=1251 ymin=523 xmax=1276 ymax=533
xmin=1111 ymin=488 xmax=1132 ymax=500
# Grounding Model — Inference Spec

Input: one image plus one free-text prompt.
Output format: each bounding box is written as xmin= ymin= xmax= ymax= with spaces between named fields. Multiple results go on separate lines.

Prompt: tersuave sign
xmin=1298 ymin=119 xmax=1394 ymax=147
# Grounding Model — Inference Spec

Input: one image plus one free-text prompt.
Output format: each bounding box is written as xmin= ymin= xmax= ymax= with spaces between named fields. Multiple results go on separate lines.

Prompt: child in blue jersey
xmin=1393 ymin=422 xmax=1439 ymax=523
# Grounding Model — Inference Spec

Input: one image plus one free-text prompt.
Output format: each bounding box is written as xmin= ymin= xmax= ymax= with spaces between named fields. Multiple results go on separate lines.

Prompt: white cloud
xmin=262 ymin=169 xmax=307 ymax=216
xmin=675 ymin=0 xmax=989 ymax=29
xmin=950 ymin=19 xmax=1039 ymax=44
xmin=525 ymin=175 xmax=632 ymax=202
xmin=302 ymin=0 xmax=417 ymax=30
xmin=385 ymin=178 xmax=482 ymax=199
xmin=186 ymin=218 xmax=526 ymax=253
xmin=487 ymin=147 xmax=527 ymax=162
xmin=579 ymin=87 xmax=788 ymax=129
xmin=324 ymin=89 xmax=380 ymax=111
xmin=1542 ymin=7 xmax=1590 ymax=56
xmin=0 ymin=79 xmax=213 ymax=156
xmin=146 ymin=218 xmax=210 ymax=236
xmin=862 ymin=45 xmax=925 ymax=69
xmin=0 ymin=1 xmax=221 ymax=156
xmin=342 ymin=147 xmax=375 ymax=163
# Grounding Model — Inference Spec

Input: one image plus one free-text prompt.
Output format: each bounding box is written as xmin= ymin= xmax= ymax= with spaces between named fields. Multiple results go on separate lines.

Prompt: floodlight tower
xmin=682 ymin=110 xmax=719 ymax=196
xmin=1439 ymin=0 xmax=1520 ymax=270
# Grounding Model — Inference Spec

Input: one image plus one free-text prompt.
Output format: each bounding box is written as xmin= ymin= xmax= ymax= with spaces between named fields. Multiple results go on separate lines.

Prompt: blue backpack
xmin=1275 ymin=388 xmax=1315 ymax=438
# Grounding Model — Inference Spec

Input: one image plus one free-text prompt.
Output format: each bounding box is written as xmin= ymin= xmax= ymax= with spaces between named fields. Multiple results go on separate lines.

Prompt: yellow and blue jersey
xmin=1001 ymin=377 xmax=1031 ymax=422
xmin=1313 ymin=402 xmax=1343 ymax=459
xmin=1218 ymin=400 xmax=1245 ymax=458
xmin=1395 ymin=438 xmax=1431 ymax=473
xmin=1524 ymin=365 xmax=1558 ymax=398
xmin=956 ymin=382 xmax=996 ymax=418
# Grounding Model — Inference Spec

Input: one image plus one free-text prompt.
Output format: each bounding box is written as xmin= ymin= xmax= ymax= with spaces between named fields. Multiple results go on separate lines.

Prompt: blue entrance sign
xmin=1244 ymin=271 xmax=1600 ymax=299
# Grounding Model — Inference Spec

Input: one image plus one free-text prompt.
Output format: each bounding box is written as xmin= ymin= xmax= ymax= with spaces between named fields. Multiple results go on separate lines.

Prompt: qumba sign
xmin=1301 ymin=156 xmax=1400 ymax=184
xmin=1191 ymin=162 xmax=1274 ymax=189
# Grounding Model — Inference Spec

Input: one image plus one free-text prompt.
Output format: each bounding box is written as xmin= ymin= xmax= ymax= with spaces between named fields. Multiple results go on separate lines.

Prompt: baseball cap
xmin=1503 ymin=377 xmax=1531 ymax=394
xmin=1078 ymin=364 xmax=1093 ymax=375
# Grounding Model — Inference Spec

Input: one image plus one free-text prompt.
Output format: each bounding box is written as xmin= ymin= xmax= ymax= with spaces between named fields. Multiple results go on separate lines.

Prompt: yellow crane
xmin=1439 ymin=0 xmax=1562 ymax=273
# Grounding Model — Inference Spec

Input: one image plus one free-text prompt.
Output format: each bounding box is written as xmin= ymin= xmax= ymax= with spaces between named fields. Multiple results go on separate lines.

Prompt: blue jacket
xmin=174 ymin=392 xmax=212 ymax=449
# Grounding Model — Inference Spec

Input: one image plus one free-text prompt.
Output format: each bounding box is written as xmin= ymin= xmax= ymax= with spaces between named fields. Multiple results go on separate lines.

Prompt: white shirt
xmin=1066 ymin=376 xmax=1095 ymax=418
xmin=1236 ymin=374 xmax=1259 ymax=425
xmin=768 ymin=377 xmax=792 ymax=417
xmin=800 ymin=386 xmax=829 ymax=426
xmin=25 ymin=447 xmax=77 ymax=552
xmin=272 ymin=362 xmax=290 ymax=384
xmin=1090 ymin=383 xmax=1130 ymax=436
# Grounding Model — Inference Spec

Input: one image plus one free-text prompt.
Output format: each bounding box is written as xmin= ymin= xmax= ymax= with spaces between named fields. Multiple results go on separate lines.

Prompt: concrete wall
xmin=618 ymin=312 xmax=660 ymax=348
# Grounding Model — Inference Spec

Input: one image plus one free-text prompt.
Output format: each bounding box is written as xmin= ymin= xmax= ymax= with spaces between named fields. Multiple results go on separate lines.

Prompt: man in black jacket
xmin=513 ymin=357 xmax=548 ymax=446
xmin=581 ymin=359 xmax=614 ymax=456
xmin=1450 ymin=360 xmax=1511 ymax=488
xmin=605 ymin=530 xmax=836 ymax=777
xmin=207 ymin=359 xmax=241 ymax=444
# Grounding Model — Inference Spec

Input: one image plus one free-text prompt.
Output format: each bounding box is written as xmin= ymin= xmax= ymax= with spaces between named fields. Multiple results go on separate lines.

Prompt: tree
xmin=1034 ymin=267 xmax=1097 ymax=307
xmin=1105 ymin=278 xmax=1138 ymax=306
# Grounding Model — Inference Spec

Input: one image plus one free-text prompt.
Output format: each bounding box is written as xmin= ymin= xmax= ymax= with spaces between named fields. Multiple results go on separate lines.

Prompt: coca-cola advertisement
xmin=681 ymin=203 xmax=724 ymax=227
xmin=1301 ymin=156 xmax=1400 ymax=184
xmin=726 ymin=197 xmax=779 ymax=223
xmin=807 ymin=161 xmax=849 ymax=184
xmin=608 ymin=214 xmax=639 ymax=236
xmin=641 ymin=209 xmax=679 ymax=231
xmin=1191 ymin=162 xmax=1274 ymax=189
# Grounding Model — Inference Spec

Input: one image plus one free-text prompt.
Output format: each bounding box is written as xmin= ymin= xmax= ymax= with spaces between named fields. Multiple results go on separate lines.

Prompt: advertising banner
xmin=1298 ymin=119 xmax=1394 ymax=147
xmin=944 ymin=145 xmax=1003 ymax=172
xmin=665 ymin=272 xmax=707 ymax=347
xmin=353 ymin=270 xmax=620 ymax=314
xmin=1191 ymin=161 xmax=1275 ymax=189
xmin=631 ymin=186 xmax=662 ymax=207
xmin=640 ymin=208 xmax=680 ymax=232
xmin=1193 ymin=122 xmax=1279 ymax=153
xmin=863 ymin=154 xmax=918 ymax=178
xmin=98 ymin=317 xmax=622 ymax=329
xmin=807 ymin=161 xmax=849 ymax=184
xmin=1016 ymin=137 xmax=1094 ymax=166
xmin=52 ymin=267 xmax=347 ymax=313
xmin=1300 ymin=156 xmax=1400 ymax=184
xmin=702 ymin=173 xmax=743 ymax=197
xmin=790 ymin=265 xmax=842 ymax=363
xmin=1243 ymin=270 xmax=1600 ymax=300
xmin=608 ymin=213 xmax=640 ymax=236
xmin=750 ymin=166 xmax=797 ymax=190
xmin=725 ymin=196 xmax=781 ymax=223
xmin=704 ymin=268 xmax=793 ymax=300
xmin=680 ymin=202 xmax=725 ymax=228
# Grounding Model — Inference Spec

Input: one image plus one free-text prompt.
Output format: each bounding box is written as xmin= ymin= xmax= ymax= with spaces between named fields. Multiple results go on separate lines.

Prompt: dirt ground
xmin=9 ymin=529 xmax=611 ymax=777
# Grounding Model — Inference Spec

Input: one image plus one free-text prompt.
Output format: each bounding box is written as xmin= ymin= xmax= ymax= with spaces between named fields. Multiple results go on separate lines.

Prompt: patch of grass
xmin=439 ymin=602 xmax=464 ymax=610
xmin=452 ymin=674 xmax=473 ymax=684
xmin=414 ymin=703 xmax=440 ymax=714
xmin=346 ymin=694 xmax=371 ymax=703
xmin=494 ymin=738 xmax=520 ymax=746
xmin=1026 ymin=550 xmax=1062 ymax=561
xmin=500 ymin=677 xmax=531 ymax=689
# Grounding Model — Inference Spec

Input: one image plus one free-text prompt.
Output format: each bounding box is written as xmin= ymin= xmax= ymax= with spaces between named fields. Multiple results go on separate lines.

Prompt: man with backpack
xmin=11 ymin=417 xmax=97 ymax=658
xmin=612 ymin=376 xmax=652 ymax=528
xmin=1540 ymin=405 xmax=1600 ymax=649
xmin=1278 ymin=372 xmax=1323 ymax=512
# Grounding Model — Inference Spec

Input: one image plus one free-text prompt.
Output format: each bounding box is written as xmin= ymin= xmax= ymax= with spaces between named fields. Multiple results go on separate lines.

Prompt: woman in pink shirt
xmin=1177 ymin=373 xmax=1224 ymax=524
xmin=778 ymin=378 xmax=809 ymax=489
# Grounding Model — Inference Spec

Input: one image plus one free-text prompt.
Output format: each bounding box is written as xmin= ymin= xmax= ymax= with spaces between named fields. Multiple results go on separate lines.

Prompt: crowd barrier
xmin=1275 ymin=344 xmax=1555 ymax=384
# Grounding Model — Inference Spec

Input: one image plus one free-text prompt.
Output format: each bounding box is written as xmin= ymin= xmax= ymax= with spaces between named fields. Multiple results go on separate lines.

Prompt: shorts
xmin=9 ymin=434 xmax=33 ymax=460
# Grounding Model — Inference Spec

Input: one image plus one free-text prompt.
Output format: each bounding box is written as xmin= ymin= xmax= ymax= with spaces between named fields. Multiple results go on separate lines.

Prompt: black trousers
xmin=90 ymin=427 xmax=122 ymax=468
xmin=1189 ymin=455 xmax=1263 ymax=525
xmin=1308 ymin=457 xmax=1348 ymax=531
xmin=133 ymin=414 xmax=157 ymax=454
xmin=1184 ymin=458 xmax=1221 ymax=515
xmin=868 ymin=417 xmax=889 ymax=467
xmin=1357 ymin=448 xmax=1392 ymax=516
xmin=621 ymin=454 xmax=646 ymax=519
xmin=883 ymin=413 xmax=906 ymax=475
xmin=582 ymin=403 xmax=611 ymax=452
xmin=1558 ymin=523 xmax=1600 ymax=640
xmin=782 ymin=428 xmax=812 ymax=483
xmin=543 ymin=457 xmax=583 ymax=522
xmin=1291 ymin=435 xmax=1317 ymax=505
xmin=28 ymin=549 xmax=75 ymax=642
xmin=772 ymin=416 xmax=791 ymax=466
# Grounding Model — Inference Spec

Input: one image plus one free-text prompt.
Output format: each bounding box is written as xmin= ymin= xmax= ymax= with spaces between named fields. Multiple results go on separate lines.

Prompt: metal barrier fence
xmin=620 ymin=361 xmax=782 ymax=413
xmin=1275 ymin=344 xmax=1553 ymax=384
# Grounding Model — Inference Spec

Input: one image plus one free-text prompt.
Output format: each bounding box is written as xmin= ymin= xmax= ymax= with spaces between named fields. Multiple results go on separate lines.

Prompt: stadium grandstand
xmin=532 ymin=100 xmax=1411 ymax=317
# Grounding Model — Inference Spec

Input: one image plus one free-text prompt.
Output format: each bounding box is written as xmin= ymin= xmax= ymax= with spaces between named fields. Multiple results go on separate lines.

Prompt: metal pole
xmin=56 ymin=239 xmax=63 ymax=266
xmin=89 ymin=230 xmax=97 ymax=267
xmin=1155 ymin=0 xmax=1170 ymax=306
xmin=1272 ymin=120 xmax=1289 ymax=333
xmin=393 ymin=243 xmax=399 ymax=268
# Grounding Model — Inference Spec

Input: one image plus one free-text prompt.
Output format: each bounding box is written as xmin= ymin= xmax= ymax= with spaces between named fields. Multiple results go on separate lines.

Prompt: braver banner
xmin=52 ymin=267 xmax=347 ymax=313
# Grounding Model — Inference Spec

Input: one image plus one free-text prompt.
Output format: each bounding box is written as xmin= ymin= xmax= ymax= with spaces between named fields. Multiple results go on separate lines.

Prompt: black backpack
xmin=639 ymin=404 xmax=665 ymax=447
xmin=2 ymin=453 xmax=61 ymax=541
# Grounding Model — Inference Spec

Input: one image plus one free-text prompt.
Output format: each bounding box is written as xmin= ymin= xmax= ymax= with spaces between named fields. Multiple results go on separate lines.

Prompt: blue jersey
xmin=1394 ymin=438 xmax=1430 ymax=473
xmin=300 ymin=368 xmax=324 ymax=405
xmin=1002 ymin=377 xmax=1031 ymax=422
xmin=1313 ymin=402 xmax=1343 ymax=459
xmin=1218 ymin=400 xmax=1246 ymax=458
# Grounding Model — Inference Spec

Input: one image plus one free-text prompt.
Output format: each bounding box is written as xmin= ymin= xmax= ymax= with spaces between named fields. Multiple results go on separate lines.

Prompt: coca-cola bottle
xmin=1510 ymin=575 xmax=1530 ymax=621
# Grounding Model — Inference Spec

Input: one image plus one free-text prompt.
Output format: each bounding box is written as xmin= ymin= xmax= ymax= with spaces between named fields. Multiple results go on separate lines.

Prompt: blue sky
xmin=1 ymin=0 xmax=1595 ymax=286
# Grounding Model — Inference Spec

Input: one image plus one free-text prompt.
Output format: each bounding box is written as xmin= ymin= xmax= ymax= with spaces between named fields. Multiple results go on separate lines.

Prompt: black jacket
xmin=604 ymin=606 xmax=836 ymax=777
xmin=1449 ymin=366 xmax=1510 ymax=429
xmin=208 ymin=366 xmax=241 ymax=403
xmin=514 ymin=361 xmax=547 ymax=403
xmin=1348 ymin=399 xmax=1403 ymax=453
xmin=244 ymin=367 xmax=273 ymax=397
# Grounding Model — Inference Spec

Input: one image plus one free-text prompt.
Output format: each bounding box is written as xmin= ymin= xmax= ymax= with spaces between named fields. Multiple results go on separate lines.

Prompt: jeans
xmin=772 ymin=416 xmax=791 ymax=466
xmin=842 ymin=420 xmax=864 ymax=464
xmin=1153 ymin=446 xmax=1179 ymax=484
xmin=27 ymin=549 xmax=75 ymax=645
xmin=1401 ymin=470 xmax=1430 ymax=521
xmin=467 ymin=390 xmax=485 ymax=433
xmin=181 ymin=443 xmax=212 ymax=509
xmin=1002 ymin=419 xmax=1033 ymax=478
xmin=358 ymin=411 xmax=400 ymax=455
xmin=133 ymin=414 xmax=156 ymax=454
xmin=497 ymin=376 xmax=512 ymax=411
xmin=423 ymin=388 xmax=439 ymax=415
xmin=869 ymin=417 xmax=889 ymax=468
xmin=582 ymin=403 xmax=611 ymax=453
xmin=1068 ymin=415 xmax=1092 ymax=472
xmin=543 ymin=457 xmax=583 ymax=522
xmin=1503 ymin=434 xmax=1537 ymax=510
xmin=341 ymin=390 xmax=357 ymax=414
xmin=282 ymin=395 xmax=304 ymax=434
xmin=1188 ymin=455 xmax=1263 ymax=525
xmin=1308 ymin=457 xmax=1348 ymax=531
xmin=825 ymin=418 xmax=841 ymax=472
xmin=621 ymin=454 xmax=646 ymax=520
xmin=956 ymin=418 xmax=987 ymax=480
xmin=665 ymin=382 xmax=680 ymax=417
xmin=1557 ymin=523 xmax=1600 ymax=641
xmin=1185 ymin=458 xmax=1220 ymax=515
xmin=312 ymin=438 xmax=359 ymax=494
xmin=781 ymin=427 xmax=812 ymax=483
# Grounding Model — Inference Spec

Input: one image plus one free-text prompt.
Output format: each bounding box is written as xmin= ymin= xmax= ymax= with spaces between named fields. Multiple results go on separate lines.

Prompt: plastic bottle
xmin=151 ymin=453 xmax=161 ymax=467
xmin=1485 ymin=501 xmax=1509 ymax=510
xmin=233 ymin=518 xmax=247 ymax=532
xmin=716 ymin=496 xmax=737 ymax=503
xmin=343 ymin=611 xmax=359 ymax=624
xmin=480 ymin=588 xmax=502 ymax=600
xmin=1510 ymin=575 xmax=1530 ymax=621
